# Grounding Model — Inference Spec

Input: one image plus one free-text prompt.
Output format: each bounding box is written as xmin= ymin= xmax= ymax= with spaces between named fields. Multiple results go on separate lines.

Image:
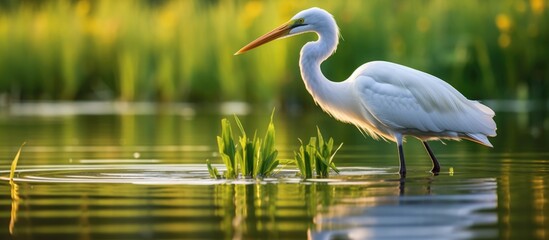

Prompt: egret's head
xmin=235 ymin=7 xmax=337 ymax=55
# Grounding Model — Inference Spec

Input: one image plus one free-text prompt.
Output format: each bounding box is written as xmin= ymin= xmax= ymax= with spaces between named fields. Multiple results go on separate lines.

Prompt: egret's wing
xmin=353 ymin=61 xmax=496 ymax=144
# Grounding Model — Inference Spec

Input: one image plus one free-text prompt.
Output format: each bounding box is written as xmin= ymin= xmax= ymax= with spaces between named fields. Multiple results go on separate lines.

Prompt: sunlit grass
xmin=208 ymin=114 xmax=344 ymax=179
xmin=208 ymin=112 xmax=279 ymax=179
xmin=206 ymin=159 xmax=221 ymax=179
xmin=235 ymin=111 xmax=279 ymax=178
xmin=0 ymin=1 xmax=546 ymax=101
xmin=9 ymin=143 xmax=25 ymax=184
xmin=216 ymin=118 xmax=238 ymax=178
xmin=294 ymin=128 xmax=342 ymax=178
xmin=8 ymin=143 xmax=24 ymax=235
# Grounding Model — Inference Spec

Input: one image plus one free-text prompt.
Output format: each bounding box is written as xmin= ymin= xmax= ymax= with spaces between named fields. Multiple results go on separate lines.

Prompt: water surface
xmin=0 ymin=102 xmax=548 ymax=239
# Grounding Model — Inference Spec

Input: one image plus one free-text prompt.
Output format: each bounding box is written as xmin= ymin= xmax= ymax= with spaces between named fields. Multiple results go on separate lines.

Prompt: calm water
xmin=0 ymin=102 xmax=548 ymax=240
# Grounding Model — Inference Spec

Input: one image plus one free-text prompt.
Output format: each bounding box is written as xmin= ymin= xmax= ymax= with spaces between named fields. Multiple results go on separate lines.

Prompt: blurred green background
xmin=0 ymin=0 xmax=547 ymax=104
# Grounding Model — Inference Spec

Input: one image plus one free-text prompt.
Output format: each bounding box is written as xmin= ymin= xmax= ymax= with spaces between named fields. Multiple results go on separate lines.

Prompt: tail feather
xmin=466 ymin=133 xmax=493 ymax=147
xmin=473 ymin=101 xmax=495 ymax=116
xmin=472 ymin=101 xmax=497 ymax=137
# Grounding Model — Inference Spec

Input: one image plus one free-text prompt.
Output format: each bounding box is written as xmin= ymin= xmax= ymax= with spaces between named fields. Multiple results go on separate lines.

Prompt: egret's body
xmin=236 ymin=7 xmax=496 ymax=175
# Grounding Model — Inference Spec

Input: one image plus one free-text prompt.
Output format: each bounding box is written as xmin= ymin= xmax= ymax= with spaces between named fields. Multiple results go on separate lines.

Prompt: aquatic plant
xmin=8 ymin=143 xmax=24 ymax=235
xmin=234 ymin=116 xmax=258 ymax=177
xmin=215 ymin=118 xmax=238 ymax=178
xmin=234 ymin=113 xmax=279 ymax=178
xmin=294 ymin=128 xmax=342 ymax=178
xmin=294 ymin=138 xmax=315 ymax=179
xmin=9 ymin=143 xmax=25 ymax=184
xmin=206 ymin=159 xmax=221 ymax=179
xmin=207 ymin=113 xmax=278 ymax=179
xmin=207 ymin=114 xmax=342 ymax=179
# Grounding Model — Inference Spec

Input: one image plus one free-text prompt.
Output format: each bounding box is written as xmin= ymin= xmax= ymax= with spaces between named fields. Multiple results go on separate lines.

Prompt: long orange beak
xmin=234 ymin=21 xmax=292 ymax=55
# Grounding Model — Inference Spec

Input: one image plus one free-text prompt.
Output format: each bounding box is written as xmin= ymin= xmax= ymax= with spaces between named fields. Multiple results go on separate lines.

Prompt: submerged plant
xmin=294 ymin=128 xmax=342 ymax=178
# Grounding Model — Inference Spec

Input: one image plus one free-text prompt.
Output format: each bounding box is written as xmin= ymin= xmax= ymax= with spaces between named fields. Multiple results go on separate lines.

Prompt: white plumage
xmin=236 ymin=7 xmax=497 ymax=175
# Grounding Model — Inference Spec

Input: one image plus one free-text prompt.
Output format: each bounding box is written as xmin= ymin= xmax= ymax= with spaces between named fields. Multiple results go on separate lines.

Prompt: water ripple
xmin=0 ymin=164 xmax=389 ymax=185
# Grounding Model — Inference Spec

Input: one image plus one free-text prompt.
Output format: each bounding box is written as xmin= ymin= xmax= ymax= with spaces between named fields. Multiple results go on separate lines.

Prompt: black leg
xmin=422 ymin=141 xmax=440 ymax=174
xmin=397 ymin=142 xmax=406 ymax=176
xmin=398 ymin=176 xmax=405 ymax=195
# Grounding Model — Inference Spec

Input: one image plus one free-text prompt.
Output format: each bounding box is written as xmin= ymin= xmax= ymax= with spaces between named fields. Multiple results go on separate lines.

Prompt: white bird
xmin=235 ymin=7 xmax=496 ymax=175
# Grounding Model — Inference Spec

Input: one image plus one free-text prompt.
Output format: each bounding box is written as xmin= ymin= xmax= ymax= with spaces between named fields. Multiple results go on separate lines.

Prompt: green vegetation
xmin=235 ymin=112 xmax=279 ymax=178
xmin=295 ymin=128 xmax=342 ymax=178
xmin=0 ymin=1 xmax=547 ymax=102
xmin=216 ymin=118 xmax=238 ymax=178
xmin=207 ymin=113 xmax=279 ymax=179
xmin=206 ymin=159 xmax=221 ymax=179
xmin=208 ymin=114 xmax=343 ymax=179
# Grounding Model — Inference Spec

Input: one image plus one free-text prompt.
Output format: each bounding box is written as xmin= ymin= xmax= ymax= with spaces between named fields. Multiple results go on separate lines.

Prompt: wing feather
xmin=352 ymin=61 xmax=496 ymax=144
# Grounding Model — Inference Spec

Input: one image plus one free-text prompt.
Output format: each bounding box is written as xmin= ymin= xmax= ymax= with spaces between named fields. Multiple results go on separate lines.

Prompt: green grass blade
xmin=234 ymin=115 xmax=246 ymax=137
xmin=236 ymin=149 xmax=245 ymax=177
xmin=260 ymin=150 xmax=279 ymax=176
xmin=244 ymin=141 xmax=255 ymax=177
xmin=294 ymin=139 xmax=307 ymax=177
xmin=262 ymin=116 xmax=276 ymax=157
xmin=218 ymin=118 xmax=237 ymax=178
xmin=257 ymin=111 xmax=277 ymax=177
xmin=305 ymin=138 xmax=316 ymax=178
xmin=252 ymin=136 xmax=260 ymax=177
xmin=316 ymin=126 xmax=324 ymax=150
xmin=206 ymin=159 xmax=221 ymax=179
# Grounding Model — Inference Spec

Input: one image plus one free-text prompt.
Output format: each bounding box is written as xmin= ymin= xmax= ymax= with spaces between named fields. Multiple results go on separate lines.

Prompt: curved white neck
xmin=299 ymin=26 xmax=340 ymax=105
xmin=294 ymin=12 xmax=364 ymax=130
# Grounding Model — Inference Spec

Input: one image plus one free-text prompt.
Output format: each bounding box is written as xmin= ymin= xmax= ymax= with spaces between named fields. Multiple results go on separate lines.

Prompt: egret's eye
xmin=295 ymin=18 xmax=305 ymax=25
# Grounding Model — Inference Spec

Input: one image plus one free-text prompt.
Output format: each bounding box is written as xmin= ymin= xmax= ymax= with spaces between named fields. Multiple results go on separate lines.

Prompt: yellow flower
xmin=241 ymin=1 xmax=263 ymax=28
xmin=76 ymin=0 xmax=91 ymax=17
xmin=495 ymin=14 xmax=512 ymax=32
xmin=530 ymin=0 xmax=545 ymax=15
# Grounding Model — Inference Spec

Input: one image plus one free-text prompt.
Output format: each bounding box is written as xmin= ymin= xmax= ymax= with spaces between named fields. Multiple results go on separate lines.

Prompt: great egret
xmin=235 ymin=7 xmax=496 ymax=175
